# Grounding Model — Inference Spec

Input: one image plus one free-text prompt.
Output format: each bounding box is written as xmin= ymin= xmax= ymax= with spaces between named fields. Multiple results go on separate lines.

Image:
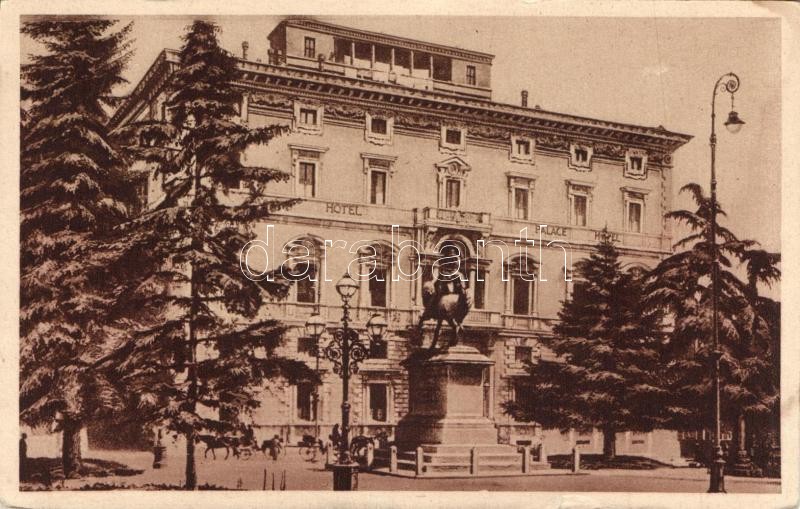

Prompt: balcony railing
xmin=261 ymin=301 xmax=554 ymax=334
xmin=415 ymin=207 xmax=492 ymax=231
xmin=493 ymin=217 xmax=671 ymax=252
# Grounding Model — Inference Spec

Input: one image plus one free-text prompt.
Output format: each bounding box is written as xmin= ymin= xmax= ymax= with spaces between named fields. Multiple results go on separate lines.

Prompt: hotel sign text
xmin=325 ymin=202 xmax=365 ymax=216
xmin=537 ymin=224 xmax=568 ymax=237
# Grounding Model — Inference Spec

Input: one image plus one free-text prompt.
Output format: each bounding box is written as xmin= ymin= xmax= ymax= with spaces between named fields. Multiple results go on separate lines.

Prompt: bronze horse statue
xmin=416 ymin=271 xmax=471 ymax=350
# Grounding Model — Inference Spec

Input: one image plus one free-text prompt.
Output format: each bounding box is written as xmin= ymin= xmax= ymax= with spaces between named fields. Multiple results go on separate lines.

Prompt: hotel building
xmin=108 ymin=18 xmax=693 ymax=463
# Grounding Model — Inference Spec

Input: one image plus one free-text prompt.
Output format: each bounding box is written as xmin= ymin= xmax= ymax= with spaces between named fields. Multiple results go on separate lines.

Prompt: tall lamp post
xmin=708 ymin=72 xmax=745 ymax=494
xmin=305 ymin=313 xmax=327 ymax=440
xmin=305 ymin=274 xmax=388 ymax=491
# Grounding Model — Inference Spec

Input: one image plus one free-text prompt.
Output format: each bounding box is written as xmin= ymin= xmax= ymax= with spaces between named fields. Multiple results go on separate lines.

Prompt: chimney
xmin=521 ymin=90 xmax=529 ymax=108
xmin=241 ymin=41 xmax=249 ymax=60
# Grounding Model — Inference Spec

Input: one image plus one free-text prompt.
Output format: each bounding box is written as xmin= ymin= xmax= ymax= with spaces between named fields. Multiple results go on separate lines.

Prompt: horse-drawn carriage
xmin=196 ymin=433 xmax=284 ymax=460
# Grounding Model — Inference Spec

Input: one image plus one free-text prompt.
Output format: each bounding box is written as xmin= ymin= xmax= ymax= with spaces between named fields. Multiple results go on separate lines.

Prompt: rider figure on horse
xmin=416 ymin=244 xmax=471 ymax=350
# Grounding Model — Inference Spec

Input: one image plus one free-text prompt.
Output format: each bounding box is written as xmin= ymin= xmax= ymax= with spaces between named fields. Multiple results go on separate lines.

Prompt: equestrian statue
xmin=415 ymin=266 xmax=471 ymax=351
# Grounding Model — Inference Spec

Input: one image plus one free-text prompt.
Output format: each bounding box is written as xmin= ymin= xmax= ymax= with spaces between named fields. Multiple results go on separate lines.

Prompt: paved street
xmin=50 ymin=448 xmax=780 ymax=493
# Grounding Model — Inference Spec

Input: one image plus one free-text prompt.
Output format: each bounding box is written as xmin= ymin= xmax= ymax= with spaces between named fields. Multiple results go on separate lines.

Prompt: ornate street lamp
xmin=309 ymin=273 xmax=386 ymax=490
xmin=708 ymin=72 xmax=743 ymax=493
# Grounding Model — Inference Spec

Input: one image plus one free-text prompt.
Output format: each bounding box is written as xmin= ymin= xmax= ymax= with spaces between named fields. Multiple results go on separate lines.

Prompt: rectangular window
xmin=627 ymin=201 xmax=643 ymax=233
xmin=299 ymin=162 xmax=316 ymax=198
xmin=514 ymin=187 xmax=529 ymax=220
xmin=369 ymin=266 xmax=388 ymax=307
xmin=629 ymin=156 xmax=643 ymax=173
xmin=572 ymin=194 xmax=587 ymax=227
xmin=512 ymin=275 xmax=533 ymax=315
xmin=369 ymin=384 xmax=388 ymax=422
xmin=515 ymin=346 xmax=533 ymax=363
xmin=299 ymin=108 xmax=318 ymax=126
xmin=445 ymin=128 xmax=462 ymax=145
xmin=445 ymin=178 xmax=461 ymax=209
xmin=513 ymin=380 xmax=534 ymax=407
xmin=574 ymin=147 xmax=589 ymax=163
xmin=515 ymin=139 xmax=531 ymax=156
xmin=297 ymin=336 xmax=318 ymax=355
xmin=304 ymin=37 xmax=316 ymax=59
xmin=370 ymin=339 xmax=388 ymax=359
xmin=295 ymin=262 xmax=317 ymax=303
xmin=370 ymin=170 xmax=387 ymax=205
xmin=466 ymin=65 xmax=476 ymax=85
xmin=370 ymin=117 xmax=388 ymax=135
xmin=296 ymin=383 xmax=315 ymax=421
xmin=474 ymin=271 xmax=485 ymax=310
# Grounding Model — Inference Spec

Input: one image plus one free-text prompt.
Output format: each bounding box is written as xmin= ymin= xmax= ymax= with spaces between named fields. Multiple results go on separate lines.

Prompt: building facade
xmin=110 ymin=18 xmax=692 ymax=463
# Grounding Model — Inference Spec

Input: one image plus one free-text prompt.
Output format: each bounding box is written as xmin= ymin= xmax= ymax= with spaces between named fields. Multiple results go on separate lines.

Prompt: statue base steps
xmin=372 ymin=443 xmax=551 ymax=477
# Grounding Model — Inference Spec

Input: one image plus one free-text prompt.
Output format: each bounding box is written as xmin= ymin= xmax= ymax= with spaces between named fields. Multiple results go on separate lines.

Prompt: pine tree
xmin=105 ymin=20 xmax=315 ymax=489
xmin=20 ymin=19 xmax=134 ymax=478
xmin=504 ymin=230 xmax=666 ymax=459
xmin=644 ymin=184 xmax=779 ymax=450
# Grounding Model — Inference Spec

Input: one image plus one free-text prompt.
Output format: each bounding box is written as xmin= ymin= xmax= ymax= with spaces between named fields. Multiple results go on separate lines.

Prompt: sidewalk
xmin=589 ymin=467 xmax=781 ymax=485
xmin=25 ymin=449 xmax=780 ymax=493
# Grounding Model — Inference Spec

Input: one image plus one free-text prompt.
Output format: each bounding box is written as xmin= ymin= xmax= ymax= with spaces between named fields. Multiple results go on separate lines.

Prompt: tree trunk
xmin=602 ymin=429 xmax=616 ymax=460
xmin=61 ymin=419 xmax=82 ymax=478
xmin=184 ymin=157 xmax=201 ymax=491
xmin=185 ymin=431 xmax=197 ymax=490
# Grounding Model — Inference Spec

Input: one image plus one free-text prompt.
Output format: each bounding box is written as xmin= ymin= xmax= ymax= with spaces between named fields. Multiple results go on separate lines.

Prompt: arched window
xmin=285 ymin=237 xmax=322 ymax=304
xmin=507 ymin=256 xmax=537 ymax=315
xmin=354 ymin=242 xmax=394 ymax=308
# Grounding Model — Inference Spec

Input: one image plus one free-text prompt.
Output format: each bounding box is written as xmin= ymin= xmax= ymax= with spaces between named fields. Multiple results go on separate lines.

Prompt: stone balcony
xmin=414 ymin=207 xmax=492 ymax=233
xmin=263 ymin=301 xmax=556 ymax=335
xmin=493 ymin=216 xmax=671 ymax=254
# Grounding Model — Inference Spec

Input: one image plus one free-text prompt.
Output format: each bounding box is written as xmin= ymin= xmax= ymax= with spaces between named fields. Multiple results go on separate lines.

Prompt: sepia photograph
xmin=3 ymin=1 xmax=797 ymax=507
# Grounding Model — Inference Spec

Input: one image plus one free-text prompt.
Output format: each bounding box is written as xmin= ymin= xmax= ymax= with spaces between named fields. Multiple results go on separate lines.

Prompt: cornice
xmin=110 ymin=49 xmax=690 ymax=166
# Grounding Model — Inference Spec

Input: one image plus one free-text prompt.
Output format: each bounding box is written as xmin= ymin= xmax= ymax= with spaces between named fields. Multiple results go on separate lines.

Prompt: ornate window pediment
xmin=566 ymin=180 xmax=594 ymax=227
xmin=506 ymin=171 xmax=536 ymax=221
xmin=435 ymin=157 xmax=471 ymax=210
xmin=621 ymin=186 xmax=649 ymax=234
xmin=361 ymin=153 xmax=397 ymax=205
xmin=289 ymin=144 xmax=328 ymax=198
xmin=435 ymin=156 xmax=471 ymax=179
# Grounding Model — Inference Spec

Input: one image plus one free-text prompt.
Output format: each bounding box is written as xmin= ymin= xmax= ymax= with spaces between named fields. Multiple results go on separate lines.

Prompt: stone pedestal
xmin=331 ymin=462 xmax=359 ymax=490
xmin=396 ymin=345 xmax=496 ymax=448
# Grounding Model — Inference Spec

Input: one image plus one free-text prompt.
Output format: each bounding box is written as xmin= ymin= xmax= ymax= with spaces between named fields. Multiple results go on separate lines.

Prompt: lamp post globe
xmin=366 ymin=313 xmax=388 ymax=340
xmin=305 ymin=313 xmax=326 ymax=339
xmin=724 ymin=110 xmax=745 ymax=134
xmin=335 ymin=273 xmax=359 ymax=302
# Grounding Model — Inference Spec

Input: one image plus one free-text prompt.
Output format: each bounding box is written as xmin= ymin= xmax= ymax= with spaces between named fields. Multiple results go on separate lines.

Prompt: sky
xmin=21 ymin=15 xmax=782 ymax=255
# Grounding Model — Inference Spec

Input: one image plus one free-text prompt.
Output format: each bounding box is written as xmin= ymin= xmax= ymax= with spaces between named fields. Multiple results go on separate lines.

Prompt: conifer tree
xmin=504 ymin=230 xmax=666 ymax=459
xmin=106 ymin=20 xmax=315 ymax=489
xmin=644 ymin=184 xmax=779 ymax=461
xmin=20 ymin=19 xmax=134 ymax=478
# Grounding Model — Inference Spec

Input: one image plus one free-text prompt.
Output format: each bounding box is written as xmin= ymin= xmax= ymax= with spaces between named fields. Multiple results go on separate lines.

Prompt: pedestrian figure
xmin=244 ymin=424 xmax=255 ymax=448
xmin=268 ymin=434 xmax=282 ymax=461
xmin=19 ymin=433 xmax=27 ymax=481
xmin=330 ymin=423 xmax=341 ymax=450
